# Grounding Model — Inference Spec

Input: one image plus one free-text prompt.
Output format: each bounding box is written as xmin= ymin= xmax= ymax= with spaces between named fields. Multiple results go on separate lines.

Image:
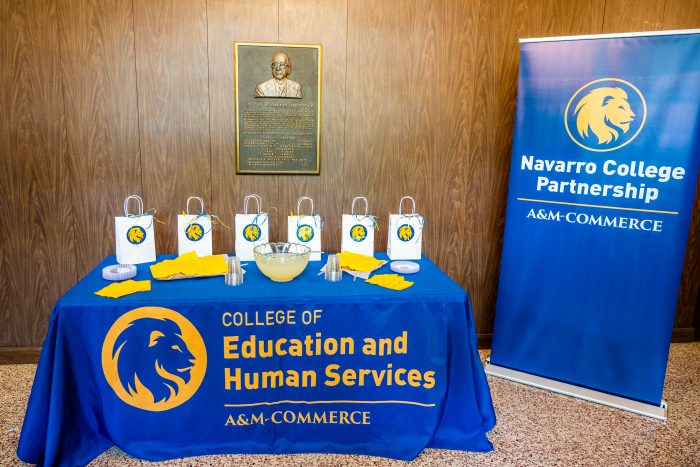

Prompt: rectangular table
xmin=18 ymin=254 xmax=496 ymax=466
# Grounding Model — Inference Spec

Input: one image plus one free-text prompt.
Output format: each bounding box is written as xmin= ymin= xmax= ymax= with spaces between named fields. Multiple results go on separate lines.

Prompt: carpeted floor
xmin=2 ymin=343 xmax=699 ymax=466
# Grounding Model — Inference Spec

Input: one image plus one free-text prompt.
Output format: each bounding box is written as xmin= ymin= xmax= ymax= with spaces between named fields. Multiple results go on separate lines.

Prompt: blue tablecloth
xmin=18 ymin=254 xmax=496 ymax=466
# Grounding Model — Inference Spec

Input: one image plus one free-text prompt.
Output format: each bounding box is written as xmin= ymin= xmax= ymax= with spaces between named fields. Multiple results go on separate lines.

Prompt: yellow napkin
xmin=95 ymin=279 xmax=151 ymax=298
xmin=150 ymin=252 xmax=227 ymax=279
xmin=338 ymin=251 xmax=385 ymax=273
xmin=365 ymin=273 xmax=413 ymax=291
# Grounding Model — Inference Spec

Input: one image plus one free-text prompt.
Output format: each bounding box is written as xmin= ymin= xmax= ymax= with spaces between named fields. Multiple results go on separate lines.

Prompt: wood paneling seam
xmin=132 ymin=0 xmax=145 ymax=202
xmin=55 ymin=0 xmax=79 ymax=287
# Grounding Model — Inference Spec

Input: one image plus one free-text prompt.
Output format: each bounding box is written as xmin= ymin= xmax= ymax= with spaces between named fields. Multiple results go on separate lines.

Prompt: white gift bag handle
xmin=351 ymin=196 xmax=368 ymax=216
xmin=186 ymin=196 xmax=205 ymax=215
xmin=296 ymin=196 xmax=314 ymax=216
xmin=124 ymin=195 xmax=144 ymax=217
xmin=243 ymin=194 xmax=262 ymax=215
xmin=398 ymin=196 xmax=416 ymax=215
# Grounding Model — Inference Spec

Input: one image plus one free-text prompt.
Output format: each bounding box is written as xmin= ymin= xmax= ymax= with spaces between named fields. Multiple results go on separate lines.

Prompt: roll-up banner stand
xmin=487 ymin=30 xmax=700 ymax=420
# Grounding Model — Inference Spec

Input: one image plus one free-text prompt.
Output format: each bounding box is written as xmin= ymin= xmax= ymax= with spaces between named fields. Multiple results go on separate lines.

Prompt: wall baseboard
xmin=672 ymin=327 xmax=697 ymax=342
xmin=0 ymin=347 xmax=41 ymax=364
xmin=478 ymin=334 xmax=492 ymax=350
xmin=1 ymin=328 xmax=696 ymax=364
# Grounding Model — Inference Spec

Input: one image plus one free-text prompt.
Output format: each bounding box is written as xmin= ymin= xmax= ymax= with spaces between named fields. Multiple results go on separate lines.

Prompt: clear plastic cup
xmin=225 ymin=256 xmax=244 ymax=286
xmin=324 ymin=254 xmax=342 ymax=282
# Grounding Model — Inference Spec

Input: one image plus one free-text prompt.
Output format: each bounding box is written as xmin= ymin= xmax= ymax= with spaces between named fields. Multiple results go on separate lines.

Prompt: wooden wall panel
xmin=0 ymin=0 xmax=75 ymax=346
xmin=663 ymin=0 xmax=700 ymax=29
xmin=405 ymin=0 xmax=443 ymax=269
xmin=526 ymin=0 xmax=606 ymax=37
xmin=207 ymin=0 xmax=280 ymax=251
xmin=381 ymin=0 xmax=435 ymax=230
xmin=133 ymin=0 xmax=211 ymax=253
xmin=58 ymin=0 xmax=141 ymax=276
xmin=602 ymin=0 xmax=665 ymax=32
xmin=396 ymin=0 xmax=482 ymax=313
xmin=663 ymin=1 xmax=700 ymax=331
xmin=278 ymin=0 xmax=347 ymax=252
xmin=466 ymin=0 xmax=527 ymax=333
xmin=344 ymin=0 xmax=416 ymax=253
xmin=676 ymin=188 xmax=700 ymax=331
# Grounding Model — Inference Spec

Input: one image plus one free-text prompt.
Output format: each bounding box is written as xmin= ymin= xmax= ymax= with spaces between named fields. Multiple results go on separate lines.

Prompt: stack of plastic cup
xmin=324 ymin=254 xmax=343 ymax=282
xmin=225 ymin=256 xmax=244 ymax=286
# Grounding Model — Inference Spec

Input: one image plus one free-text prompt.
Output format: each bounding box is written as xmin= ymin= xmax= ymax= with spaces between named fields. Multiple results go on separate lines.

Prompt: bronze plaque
xmin=235 ymin=42 xmax=322 ymax=174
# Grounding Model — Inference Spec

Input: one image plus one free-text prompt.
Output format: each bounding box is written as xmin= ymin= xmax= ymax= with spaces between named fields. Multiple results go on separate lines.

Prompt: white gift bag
xmin=387 ymin=196 xmax=424 ymax=260
xmin=115 ymin=195 xmax=157 ymax=265
xmin=288 ymin=196 xmax=322 ymax=261
xmin=235 ymin=194 xmax=269 ymax=261
xmin=177 ymin=196 xmax=213 ymax=257
xmin=341 ymin=196 xmax=376 ymax=256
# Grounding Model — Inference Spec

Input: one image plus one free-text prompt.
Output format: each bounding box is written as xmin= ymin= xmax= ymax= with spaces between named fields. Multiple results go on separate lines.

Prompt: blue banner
xmin=491 ymin=32 xmax=700 ymax=406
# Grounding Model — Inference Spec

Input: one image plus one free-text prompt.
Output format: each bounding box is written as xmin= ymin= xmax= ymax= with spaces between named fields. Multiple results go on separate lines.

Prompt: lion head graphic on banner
xmin=102 ymin=307 xmax=207 ymax=411
xmin=565 ymin=78 xmax=646 ymax=152
xmin=575 ymin=87 xmax=635 ymax=144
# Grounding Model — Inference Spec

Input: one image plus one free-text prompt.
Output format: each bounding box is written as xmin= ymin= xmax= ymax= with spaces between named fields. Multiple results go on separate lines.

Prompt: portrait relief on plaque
xmin=255 ymin=52 xmax=302 ymax=99
xmin=234 ymin=42 xmax=322 ymax=174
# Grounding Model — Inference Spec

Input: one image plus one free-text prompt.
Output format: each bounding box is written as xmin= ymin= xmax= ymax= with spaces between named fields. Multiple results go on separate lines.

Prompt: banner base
xmin=484 ymin=360 xmax=667 ymax=421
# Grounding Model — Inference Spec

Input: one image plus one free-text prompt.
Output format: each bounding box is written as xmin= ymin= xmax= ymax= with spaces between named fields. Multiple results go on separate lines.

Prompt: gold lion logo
xmin=127 ymin=226 xmax=145 ymax=244
xmin=565 ymin=78 xmax=646 ymax=152
xmin=351 ymin=225 xmax=367 ymax=241
xmin=297 ymin=225 xmax=313 ymax=242
xmin=574 ymin=87 xmax=635 ymax=144
xmin=398 ymin=225 xmax=414 ymax=241
xmin=244 ymin=224 xmax=261 ymax=241
xmin=102 ymin=307 xmax=207 ymax=411
xmin=185 ymin=223 xmax=203 ymax=241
